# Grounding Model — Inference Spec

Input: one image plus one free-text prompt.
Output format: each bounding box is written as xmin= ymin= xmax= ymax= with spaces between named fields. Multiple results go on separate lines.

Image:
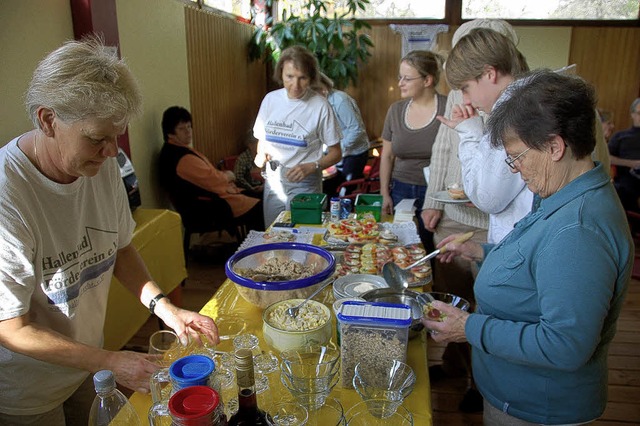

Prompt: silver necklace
xmin=405 ymin=94 xmax=438 ymax=130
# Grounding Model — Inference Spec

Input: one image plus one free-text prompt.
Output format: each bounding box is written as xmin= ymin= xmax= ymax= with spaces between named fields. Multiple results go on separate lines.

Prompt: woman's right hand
xmin=381 ymin=194 xmax=393 ymax=215
xmin=421 ymin=209 xmax=442 ymax=232
xmin=436 ymin=104 xmax=479 ymax=129
xmin=436 ymin=232 xmax=484 ymax=263
xmin=109 ymin=350 xmax=161 ymax=394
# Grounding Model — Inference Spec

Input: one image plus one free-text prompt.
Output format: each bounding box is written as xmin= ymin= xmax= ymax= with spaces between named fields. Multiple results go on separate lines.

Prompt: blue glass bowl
xmin=225 ymin=243 xmax=336 ymax=308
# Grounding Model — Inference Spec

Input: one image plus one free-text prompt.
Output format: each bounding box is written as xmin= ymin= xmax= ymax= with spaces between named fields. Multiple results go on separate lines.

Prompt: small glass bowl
xmin=353 ymin=360 xmax=416 ymax=410
xmin=344 ymin=399 xmax=413 ymax=424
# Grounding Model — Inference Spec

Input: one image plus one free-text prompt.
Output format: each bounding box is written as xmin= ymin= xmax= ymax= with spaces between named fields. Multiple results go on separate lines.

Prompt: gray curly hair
xmin=25 ymin=35 xmax=142 ymax=129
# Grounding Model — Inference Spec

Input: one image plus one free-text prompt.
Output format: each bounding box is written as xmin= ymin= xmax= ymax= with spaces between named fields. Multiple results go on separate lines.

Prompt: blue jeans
xmin=390 ymin=179 xmax=435 ymax=253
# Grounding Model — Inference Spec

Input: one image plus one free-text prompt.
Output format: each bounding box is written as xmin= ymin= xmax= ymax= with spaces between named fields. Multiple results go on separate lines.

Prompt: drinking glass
xmin=149 ymin=330 xmax=182 ymax=367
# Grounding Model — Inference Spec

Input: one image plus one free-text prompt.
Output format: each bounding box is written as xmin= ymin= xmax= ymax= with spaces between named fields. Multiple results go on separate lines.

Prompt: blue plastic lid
xmin=336 ymin=301 xmax=412 ymax=327
xmin=170 ymin=355 xmax=215 ymax=386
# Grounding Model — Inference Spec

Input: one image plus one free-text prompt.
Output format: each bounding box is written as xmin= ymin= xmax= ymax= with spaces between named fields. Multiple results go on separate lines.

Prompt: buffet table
xmin=129 ymin=210 xmax=432 ymax=424
xmin=103 ymin=208 xmax=187 ymax=350
xmin=129 ymin=280 xmax=432 ymax=424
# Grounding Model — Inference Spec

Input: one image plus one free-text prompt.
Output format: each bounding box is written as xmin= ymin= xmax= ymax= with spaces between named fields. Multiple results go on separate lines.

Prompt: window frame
xmin=183 ymin=0 xmax=639 ymax=27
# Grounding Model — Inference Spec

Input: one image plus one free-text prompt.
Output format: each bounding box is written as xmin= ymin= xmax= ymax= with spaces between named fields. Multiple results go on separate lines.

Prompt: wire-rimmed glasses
xmin=397 ymin=75 xmax=424 ymax=83
xmin=505 ymin=147 xmax=531 ymax=170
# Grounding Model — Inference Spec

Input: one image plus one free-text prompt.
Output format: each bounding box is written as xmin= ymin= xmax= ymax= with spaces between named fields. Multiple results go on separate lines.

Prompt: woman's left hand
xmin=157 ymin=303 xmax=219 ymax=347
xmin=285 ymin=163 xmax=314 ymax=182
xmin=421 ymin=301 xmax=469 ymax=343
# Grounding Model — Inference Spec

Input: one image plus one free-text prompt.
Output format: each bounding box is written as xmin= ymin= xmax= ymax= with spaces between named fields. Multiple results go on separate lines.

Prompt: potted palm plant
xmin=248 ymin=0 xmax=374 ymax=89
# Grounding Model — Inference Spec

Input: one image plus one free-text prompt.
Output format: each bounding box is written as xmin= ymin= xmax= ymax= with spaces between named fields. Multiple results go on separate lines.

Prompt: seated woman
xmin=158 ymin=106 xmax=265 ymax=233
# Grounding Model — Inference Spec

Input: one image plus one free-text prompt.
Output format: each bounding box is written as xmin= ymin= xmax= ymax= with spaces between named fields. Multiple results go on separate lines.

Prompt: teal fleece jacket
xmin=466 ymin=163 xmax=632 ymax=424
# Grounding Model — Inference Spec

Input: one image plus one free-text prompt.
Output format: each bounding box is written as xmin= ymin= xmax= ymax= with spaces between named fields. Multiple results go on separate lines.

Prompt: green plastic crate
xmin=290 ymin=193 xmax=327 ymax=224
xmin=355 ymin=194 xmax=383 ymax=222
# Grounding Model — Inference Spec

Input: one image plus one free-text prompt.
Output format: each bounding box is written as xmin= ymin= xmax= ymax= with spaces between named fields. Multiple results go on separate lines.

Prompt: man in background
xmin=609 ymin=98 xmax=640 ymax=212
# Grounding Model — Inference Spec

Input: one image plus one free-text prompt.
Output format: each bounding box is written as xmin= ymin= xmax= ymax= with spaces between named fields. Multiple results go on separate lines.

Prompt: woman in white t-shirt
xmin=253 ymin=45 xmax=342 ymax=225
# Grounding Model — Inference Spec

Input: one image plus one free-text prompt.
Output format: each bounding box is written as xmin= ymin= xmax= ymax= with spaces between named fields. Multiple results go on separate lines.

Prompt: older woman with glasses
xmin=380 ymin=50 xmax=447 ymax=252
xmin=423 ymin=70 xmax=633 ymax=425
xmin=253 ymin=45 xmax=342 ymax=225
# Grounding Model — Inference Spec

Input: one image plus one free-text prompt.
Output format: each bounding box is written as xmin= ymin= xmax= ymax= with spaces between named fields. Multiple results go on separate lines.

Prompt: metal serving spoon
xmin=286 ymin=278 xmax=334 ymax=318
xmin=382 ymin=231 xmax=475 ymax=291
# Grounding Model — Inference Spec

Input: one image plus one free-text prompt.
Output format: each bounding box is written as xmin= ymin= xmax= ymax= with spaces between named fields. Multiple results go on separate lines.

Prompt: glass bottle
xmin=227 ymin=349 xmax=273 ymax=425
xmin=88 ymin=370 xmax=142 ymax=426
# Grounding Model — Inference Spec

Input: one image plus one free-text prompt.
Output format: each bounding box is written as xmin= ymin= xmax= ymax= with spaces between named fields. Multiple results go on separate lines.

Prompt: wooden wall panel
xmin=346 ymin=25 xmax=402 ymax=140
xmin=185 ymin=7 xmax=266 ymax=164
xmin=569 ymin=27 xmax=640 ymax=133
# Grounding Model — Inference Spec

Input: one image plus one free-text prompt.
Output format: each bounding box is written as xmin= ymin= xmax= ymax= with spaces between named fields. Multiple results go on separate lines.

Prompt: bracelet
xmin=149 ymin=293 xmax=167 ymax=315
xmin=315 ymin=161 xmax=321 ymax=170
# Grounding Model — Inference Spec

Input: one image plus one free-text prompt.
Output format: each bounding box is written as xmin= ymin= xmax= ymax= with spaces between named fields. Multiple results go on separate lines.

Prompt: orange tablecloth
xmin=130 ymin=281 xmax=433 ymax=424
xmin=103 ymin=208 xmax=187 ymax=350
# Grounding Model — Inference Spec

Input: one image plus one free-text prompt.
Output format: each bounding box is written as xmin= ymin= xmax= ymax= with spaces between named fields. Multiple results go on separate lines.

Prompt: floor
xmin=125 ymin=242 xmax=640 ymax=425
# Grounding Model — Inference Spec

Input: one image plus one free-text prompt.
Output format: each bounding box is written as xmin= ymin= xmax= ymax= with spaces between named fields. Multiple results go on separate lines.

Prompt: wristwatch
xmin=149 ymin=293 xmax=167 ymax=315
xmin=315 ymin=161 xmax=321 ymax=170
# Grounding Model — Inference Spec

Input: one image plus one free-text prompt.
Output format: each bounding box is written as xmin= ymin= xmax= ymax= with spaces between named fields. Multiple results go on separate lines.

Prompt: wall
xmin=570 ymin=27 xmax=640 ymax=131
xmin=116 ymin=0 xmax=190 ymax=208
xmin=0 ymin=0 xmax=74 ymax=143
xmin=515 ymin=26 xmax=571 ymax=70
xmin=184 ymin=7 xmax=267 ymax=164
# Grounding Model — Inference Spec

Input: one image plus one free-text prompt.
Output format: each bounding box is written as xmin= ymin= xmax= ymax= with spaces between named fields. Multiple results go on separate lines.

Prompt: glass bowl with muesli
xmin=262 ymin=299 xmax=332 ymax=352
xmin=225 ymin=243 xmax=336 ymax=308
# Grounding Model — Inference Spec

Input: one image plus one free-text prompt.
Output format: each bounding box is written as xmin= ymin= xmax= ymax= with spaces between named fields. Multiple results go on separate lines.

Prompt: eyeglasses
xmin=397 ymin=75 xmax=424 ymax=83
xmin=505 ymin=147 xmax=531 ymax=170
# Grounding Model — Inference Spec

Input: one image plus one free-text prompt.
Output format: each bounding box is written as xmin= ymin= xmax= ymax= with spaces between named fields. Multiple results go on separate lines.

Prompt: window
xmin=277 ymin=0 xmax=446 ymax=20
xmin=462 ymin=0 xmax=639 ymax=20
xmin=188 ymin=0 xmax=252 ymax=20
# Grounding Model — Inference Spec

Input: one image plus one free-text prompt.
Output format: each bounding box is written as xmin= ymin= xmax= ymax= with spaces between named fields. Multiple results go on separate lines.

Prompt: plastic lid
xmin=93 ymin=370 xmax=115 ymax=392
xmin=169 ymin=355 xmax=215 ymax=386
xmin=336 ymin=301 xmax=412 ymax=327
xmin=169 ymin=386 xmax=219 ymax=421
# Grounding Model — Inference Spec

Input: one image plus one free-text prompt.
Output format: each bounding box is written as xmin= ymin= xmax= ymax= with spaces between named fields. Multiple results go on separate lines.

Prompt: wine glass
xmin=149 ymin=330 xmax=182 ymax=367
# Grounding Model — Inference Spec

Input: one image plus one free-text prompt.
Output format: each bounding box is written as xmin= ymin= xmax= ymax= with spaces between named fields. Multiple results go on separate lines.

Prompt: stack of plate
xmin=332 ymin=274 xmax=389 ymax=299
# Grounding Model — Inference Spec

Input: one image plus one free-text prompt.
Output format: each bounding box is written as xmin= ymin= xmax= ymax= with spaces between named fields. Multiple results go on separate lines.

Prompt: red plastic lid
xmin=169 ymin=386 xmax=219 ymax=423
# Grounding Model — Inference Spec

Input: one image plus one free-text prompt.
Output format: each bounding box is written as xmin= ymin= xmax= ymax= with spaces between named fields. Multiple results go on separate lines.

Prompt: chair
xmin=336 ymin=177 xmax=370 ymax=199
xmin=335 ymin=154 xmax=381 ymax=198
xmin=169 ymin=193 xmax=240 ymax=267
xmin=217 ymin=155 xmax=239 ymax=171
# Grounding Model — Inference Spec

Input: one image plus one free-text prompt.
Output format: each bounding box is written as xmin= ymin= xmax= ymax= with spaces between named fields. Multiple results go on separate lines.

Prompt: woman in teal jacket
xmin=423 ymin=70 xmax=633 ymax=425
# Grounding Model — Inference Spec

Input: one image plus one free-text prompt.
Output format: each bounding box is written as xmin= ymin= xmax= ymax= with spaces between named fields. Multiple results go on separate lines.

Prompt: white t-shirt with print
xmin=253 ymin=88 xmax=341 ymax=167
xmin=0 ymin=136 xmax=135 ymax=415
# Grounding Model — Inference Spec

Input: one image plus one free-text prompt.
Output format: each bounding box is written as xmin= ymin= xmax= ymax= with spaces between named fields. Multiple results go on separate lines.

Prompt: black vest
xmin=158 ymin=143 xmax=233 ymax=230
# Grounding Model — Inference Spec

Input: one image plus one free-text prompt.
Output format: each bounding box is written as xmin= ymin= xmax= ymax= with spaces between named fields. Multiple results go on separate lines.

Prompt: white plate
xmin=333 ymin=274 xmax=389 ymax=299
xmin=429 ymin=190 xmax=470 ymax=204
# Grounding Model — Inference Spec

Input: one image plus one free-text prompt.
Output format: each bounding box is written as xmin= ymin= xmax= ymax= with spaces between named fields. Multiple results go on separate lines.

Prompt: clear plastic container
xmin=89 ymin=370 xmax=141 ymax=426
xmin=336 ymin=301 xmax=411 ymax=389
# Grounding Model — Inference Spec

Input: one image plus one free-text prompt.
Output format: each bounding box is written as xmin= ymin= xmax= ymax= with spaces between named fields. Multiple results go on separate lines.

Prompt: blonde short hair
xmin=445 ymin=28 xmax=528 ymax=90
xmin=25 ymin=36 xmax=142 ymax=129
